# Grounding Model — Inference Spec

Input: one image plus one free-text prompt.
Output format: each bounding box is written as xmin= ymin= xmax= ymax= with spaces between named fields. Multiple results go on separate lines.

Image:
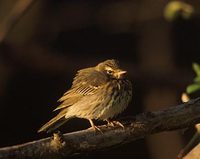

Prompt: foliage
xmin=186 ymin=63 xmax=200 ymax=94
xmin=164 ymin=1 xmax=194 ymax=21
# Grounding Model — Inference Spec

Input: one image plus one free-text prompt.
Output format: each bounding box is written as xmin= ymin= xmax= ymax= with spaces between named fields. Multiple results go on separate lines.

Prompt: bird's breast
xmin=97 ymin=79 xmax=132 ymax=120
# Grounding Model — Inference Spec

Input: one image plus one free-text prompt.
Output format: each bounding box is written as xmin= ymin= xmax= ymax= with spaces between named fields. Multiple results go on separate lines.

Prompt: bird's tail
xmin=38 ymin=110 xmax=72 ymax=133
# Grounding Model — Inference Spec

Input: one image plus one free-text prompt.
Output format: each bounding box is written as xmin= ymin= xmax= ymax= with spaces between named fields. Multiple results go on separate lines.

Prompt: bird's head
xmin=96 ymin=59 xmax=127 ymax=80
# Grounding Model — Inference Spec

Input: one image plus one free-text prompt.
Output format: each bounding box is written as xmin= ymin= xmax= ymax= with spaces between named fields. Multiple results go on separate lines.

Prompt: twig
xmin=1 ymin=98 xmax=200 ymax=159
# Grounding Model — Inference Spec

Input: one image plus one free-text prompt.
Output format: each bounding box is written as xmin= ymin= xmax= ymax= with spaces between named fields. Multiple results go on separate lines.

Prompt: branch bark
xmin=1 ymin=98 xmax=200 ymax=159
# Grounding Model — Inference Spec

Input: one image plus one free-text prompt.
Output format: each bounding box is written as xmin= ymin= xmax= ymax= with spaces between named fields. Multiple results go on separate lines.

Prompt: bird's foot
xmin=88 ymin=119 xmax=103 ymax=134
xmin=106 ymin=120 xmax=124 ymax=129
xmin=91 ymin=125 xmax=103 ymax=134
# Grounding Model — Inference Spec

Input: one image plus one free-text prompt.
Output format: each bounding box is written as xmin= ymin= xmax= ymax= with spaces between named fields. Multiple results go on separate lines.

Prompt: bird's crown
xmin=96 ymin=59 xmax=119 ymax=70
xmin=96 ymin=59 xmax=127 ymax=80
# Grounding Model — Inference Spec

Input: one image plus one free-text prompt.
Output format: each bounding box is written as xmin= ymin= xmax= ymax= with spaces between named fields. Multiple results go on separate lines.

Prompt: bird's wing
xmin=71 ymin=68 xmax=107 ymax=87
xmin=54 ymin=68 xmax=107 ymax=111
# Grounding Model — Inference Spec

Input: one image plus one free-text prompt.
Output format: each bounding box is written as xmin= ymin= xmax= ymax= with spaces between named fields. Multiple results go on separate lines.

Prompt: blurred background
xmin=0 ymin=0 xmax=200 ymax=159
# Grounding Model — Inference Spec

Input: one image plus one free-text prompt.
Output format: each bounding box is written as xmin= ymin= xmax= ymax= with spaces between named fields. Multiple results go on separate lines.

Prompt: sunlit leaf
xmin=186 ymin=84 xmax=200 ymax=94
xmin=192 ymin=63 xmax=200 ymax=77
xmin=194 ymin=76 xmax=200 ymax=83
xmin=164 ymin=1 xmax=194 ymax=21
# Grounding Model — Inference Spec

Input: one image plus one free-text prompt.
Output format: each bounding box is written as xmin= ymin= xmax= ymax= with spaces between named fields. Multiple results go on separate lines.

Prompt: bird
xmin=38 ymin=59 xmax=132 ymax=133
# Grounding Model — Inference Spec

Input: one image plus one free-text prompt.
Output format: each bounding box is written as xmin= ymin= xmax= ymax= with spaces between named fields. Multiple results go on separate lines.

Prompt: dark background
xmin=0 ymin=0 xmax=200 ymax=159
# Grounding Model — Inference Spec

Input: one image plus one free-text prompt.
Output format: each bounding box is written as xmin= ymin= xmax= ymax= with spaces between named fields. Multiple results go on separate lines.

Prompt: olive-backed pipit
xmin=38 ymin=59 xmax=132 ymax=133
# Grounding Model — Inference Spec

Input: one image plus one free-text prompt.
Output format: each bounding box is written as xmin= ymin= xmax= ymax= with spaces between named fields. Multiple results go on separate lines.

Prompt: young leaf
xmin=192 ymin=63 xmax=200 ymax=76
xmin=194 ymin=76 xmax=200 ymax=83
xmin=186 ymin=84 xmax=200 ymax=94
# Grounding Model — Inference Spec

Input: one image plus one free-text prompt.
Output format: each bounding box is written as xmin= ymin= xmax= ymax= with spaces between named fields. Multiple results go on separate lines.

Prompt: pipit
xmin=38 ymin=59 xmax=132 ymax=133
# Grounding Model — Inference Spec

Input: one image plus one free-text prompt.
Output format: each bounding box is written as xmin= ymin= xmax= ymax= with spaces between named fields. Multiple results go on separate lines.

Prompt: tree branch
xmin=1 ymin=98 xmax=200 ymax=159
xmin=0 ymin=0 xmax=37 ymax=42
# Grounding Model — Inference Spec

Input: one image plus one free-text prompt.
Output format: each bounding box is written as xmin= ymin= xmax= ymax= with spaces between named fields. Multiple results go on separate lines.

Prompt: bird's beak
xmin=115 ymin=70 xmax=127 ymax=79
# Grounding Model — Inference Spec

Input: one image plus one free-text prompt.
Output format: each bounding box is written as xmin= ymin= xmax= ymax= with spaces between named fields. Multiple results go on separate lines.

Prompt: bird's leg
xmin=88 ymin=119 xmax=103 ymax=133
xmin=106 ymin=119 xmax=124 ymax=129
xmin=106 ymin=119 xmax=115 ymax=127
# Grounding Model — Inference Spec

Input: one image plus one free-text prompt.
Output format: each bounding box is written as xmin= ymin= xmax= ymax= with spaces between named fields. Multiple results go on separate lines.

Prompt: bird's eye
xmin=107 ymin=69 xmax=113 ymax=74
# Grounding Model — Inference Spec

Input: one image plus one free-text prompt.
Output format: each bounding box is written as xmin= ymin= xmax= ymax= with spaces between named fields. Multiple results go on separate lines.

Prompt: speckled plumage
xmin=38 ymin=59 xmax=132 ymax=133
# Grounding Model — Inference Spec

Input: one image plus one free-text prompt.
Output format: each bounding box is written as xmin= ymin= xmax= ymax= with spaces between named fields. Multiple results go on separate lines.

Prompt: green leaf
xmin=164 ymin=1 xmax=194 ymax=21
xmin=186 ymin=84 xmax=200 ymax=94
xmin=192 ymin=63 xmax=200 ymax=76
xmin=194 ymin=76 xmax=200 ymax=83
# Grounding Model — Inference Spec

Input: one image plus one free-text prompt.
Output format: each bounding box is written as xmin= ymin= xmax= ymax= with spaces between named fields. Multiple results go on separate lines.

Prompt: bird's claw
xmin=107 ymin=120 xmax=125 ymax=129
xmin=91 ymin=125 xmax=103 ymax=134
xmin=89 ymin=119 xmax=103 ymax=134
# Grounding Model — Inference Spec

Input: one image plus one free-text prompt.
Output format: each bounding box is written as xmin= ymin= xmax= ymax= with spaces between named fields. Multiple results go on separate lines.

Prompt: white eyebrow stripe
xmin=105 ymin=66 xmax=113 ymax=71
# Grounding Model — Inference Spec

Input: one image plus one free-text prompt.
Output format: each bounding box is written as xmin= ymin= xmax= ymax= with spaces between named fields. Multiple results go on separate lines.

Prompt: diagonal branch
xmin=0 ymin=0 xmax=37 ymax=42
xmin=1 ymin=98 xmax=200 ymax=159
